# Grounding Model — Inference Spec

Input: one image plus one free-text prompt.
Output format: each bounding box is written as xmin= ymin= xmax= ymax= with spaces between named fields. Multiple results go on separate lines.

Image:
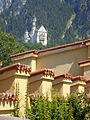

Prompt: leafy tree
xmin=0 ymin=27 xmax=25 ymax=66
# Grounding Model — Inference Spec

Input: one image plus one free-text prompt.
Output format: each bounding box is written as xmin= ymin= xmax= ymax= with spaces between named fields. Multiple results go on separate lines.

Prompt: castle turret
xmin=25 ymin=15 xmax=48 ymax=45
xmin=30 ymin=15 xmax=37 ymax=36
xmin=24 ymin=30 xmax=30 ymax=43
xmin=37 ymin=25 xmax=47 ymax=46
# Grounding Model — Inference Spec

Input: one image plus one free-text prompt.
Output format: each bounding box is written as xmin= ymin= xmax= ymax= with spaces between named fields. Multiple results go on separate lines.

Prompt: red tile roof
xmin=30 ymin=69 xmax=55 ymax=77
xmin=85 ymin=79 xmax=90 ymax=83
xmin=11 ymin=39 xmax=90 ymax=58
xmin=11 ymin=50 xmax=38 ymax=58
xmin=0 ymin=93 xmax=18 ymax=101
xmin=54 ymin=73 xmax=72 ymax=79
xmin=78 ymin=58 xmax=90 ymax=65
xmin=72 ymin=76 xmax=86 ymax=82
xmin=54 ymin=74 xmax=88 ymax=83
xmin=38 ymin=39 xmax=90 ymax=53
xmin=0 ymin=63 xmax=31 ymax=74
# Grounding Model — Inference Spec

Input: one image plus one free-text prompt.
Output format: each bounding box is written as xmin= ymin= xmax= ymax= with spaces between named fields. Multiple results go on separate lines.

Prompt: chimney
xmin=0 ymin=61 xmax=2 ymax=68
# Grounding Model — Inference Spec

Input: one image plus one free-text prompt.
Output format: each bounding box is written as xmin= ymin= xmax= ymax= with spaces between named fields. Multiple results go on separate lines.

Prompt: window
xmin=39 ymin=33 xmax=45 ymax=42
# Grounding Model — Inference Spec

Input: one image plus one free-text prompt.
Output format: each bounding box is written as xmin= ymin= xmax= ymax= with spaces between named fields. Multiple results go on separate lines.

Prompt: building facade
xmin=24 ymin=16 xmax=47 ymax=46
xmin=0 ymin=39 xmax=90 ymax=116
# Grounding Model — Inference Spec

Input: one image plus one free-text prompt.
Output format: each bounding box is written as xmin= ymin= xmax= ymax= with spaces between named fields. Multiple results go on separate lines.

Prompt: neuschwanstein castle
xmin=24 ymin=16 xmax=47 ymax=46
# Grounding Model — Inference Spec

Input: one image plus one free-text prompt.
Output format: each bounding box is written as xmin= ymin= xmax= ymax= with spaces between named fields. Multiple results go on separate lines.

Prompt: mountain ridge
xmin=0 ymin=0 xmax=90 ymax=46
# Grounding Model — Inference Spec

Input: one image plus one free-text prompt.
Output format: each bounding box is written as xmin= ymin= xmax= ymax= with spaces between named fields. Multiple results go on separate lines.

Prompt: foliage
xmin=25 ymin=93 xmax=90 ymax=120
xmin=13 ymin=83 xmax=20 ymax=117
xmin=23 ymin=41 xmax=46 ymax=50
xmin=0 ymin=27 xmax=47 ymax=67
xmin=25 ymin=81 xmax=30 ymax=119
xmin=0 ymin=27 xmax=25 ymax=66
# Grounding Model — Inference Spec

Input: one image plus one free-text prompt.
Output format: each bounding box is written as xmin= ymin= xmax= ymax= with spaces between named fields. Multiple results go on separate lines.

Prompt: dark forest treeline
xmin=0 ymin=0 xmax=90 ymax=46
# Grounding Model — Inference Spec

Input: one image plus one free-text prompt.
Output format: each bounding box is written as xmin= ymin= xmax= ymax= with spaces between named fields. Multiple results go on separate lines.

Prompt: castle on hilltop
xmin=24 ymin=16 xmax=48 ymax=46
xmin=0 ymin=39 xmax=90 ymax=116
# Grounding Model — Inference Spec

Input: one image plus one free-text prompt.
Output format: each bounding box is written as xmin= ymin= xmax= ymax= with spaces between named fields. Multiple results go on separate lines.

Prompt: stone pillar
xmin=30 ymin=57 xmax=37 ymax=71
xmin=78 ymin=59 xmax=90 ymax=94
xmin=14 ymin=65 xmax=31 ymax=117
xmin=53 ymin=73 xmax=72 ymax=98
xmin=71 ymin=76 xmax=86 ymax=93
xmin=85 ymin=80 xmax=90 ymax=95
xmin=0 ymin=63 xmax=31 ymax=117
xmin=28 ymin=69 xmax=54 ymax=100
xmin=79 ymin=59 xmax=90 ymax=79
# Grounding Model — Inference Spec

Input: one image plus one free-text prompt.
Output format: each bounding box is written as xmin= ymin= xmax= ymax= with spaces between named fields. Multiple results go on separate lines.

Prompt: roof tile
xmin=0 ymin=63 xmax=31 ymax=74
xmin=30 ymin=69 xmax=55 ymax=77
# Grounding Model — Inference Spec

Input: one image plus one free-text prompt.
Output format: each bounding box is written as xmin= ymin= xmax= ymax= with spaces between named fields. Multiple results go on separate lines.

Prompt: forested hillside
xmin=0 ymin=0 xmax=90 ymax=46
xmin=0 ymin=27 xmax=47 ymax=66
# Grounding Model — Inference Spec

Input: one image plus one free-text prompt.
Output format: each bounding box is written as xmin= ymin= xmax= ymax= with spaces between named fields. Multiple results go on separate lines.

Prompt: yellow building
xmin=0 ymin=39 xmax=90 ymax=116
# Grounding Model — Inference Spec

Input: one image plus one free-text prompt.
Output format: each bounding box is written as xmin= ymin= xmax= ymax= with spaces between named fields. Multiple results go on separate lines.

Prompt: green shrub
xmin=25 ymin=93 xmax=89 ymax=120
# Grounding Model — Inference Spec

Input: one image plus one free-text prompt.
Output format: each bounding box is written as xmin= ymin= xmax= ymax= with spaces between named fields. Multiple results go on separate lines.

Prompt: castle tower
xmin=25 ymin=15 xmax=48 ymax=46
xmin=37 ymin=25 xmax=47 ymax=46
xmin=24 ymin=30 xmax=30 ymax=43
xmin=30 ymin=15 xmax=37 ymax=36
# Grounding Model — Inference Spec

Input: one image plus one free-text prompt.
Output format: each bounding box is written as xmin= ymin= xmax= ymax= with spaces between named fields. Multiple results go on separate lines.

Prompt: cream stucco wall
xmin=0 ymin=70 xmax=16 ymax=116
xmin=84 ymin=66 xmax=90 ymax=79
xmin=53 ymin=83 xmax=63 ymax=95
xmin=0 ymin=77 xmax=15 ymax=93
xmin=53 ymin=83 xmax=71 ymax=97
xmin=63 ymin=83 xmax=71 ymax=97
xmin=28 ymin=80 xmax=42 ymax=95
xmin=15 ymin=57 xmax=32 ymax=66
xmin=0 ymin=110 xmax=14 ymax=116
xmin=15 ymin=57 xmax=36 ymax=71
xmin=28 ymin=80 xmax=53 ymax=100
xmin=37 ymin=47 xmax=87 ymax=76
xmin=12 ymin=53 xmax=38 ymax=72
xmin=28 ymin=73 xmax=54 ymax=100
xmin=0 ymin=41 xmax=90 ymax=116
xmin=78 ymin=85 xmax=85 ymax=93
xmin=15 ymin=75 xmax=28 ymax=117
xmin=70 ymin=85 xmax=78 ymax=93
xmin=42 ymin=80 xmax=52 ymax=100
xmin=0 ymin=70 xmax=16 ymax=93
xmin=0 ymin=69 xmax=29 ymax=117
xmin=0 ymin=101 xmax=14 ymax=112
xmin=0 ymin=101 xmax=14 ymax=116
xmin=71 ymin=83 xmax=85 ymax=93
xmin=88 ymin=46 xmax=90 ymax=57
xmin=85 ymin=82 xmax=90 ymax=94
xmin=52 ymin=77 xmax=72 ymax=97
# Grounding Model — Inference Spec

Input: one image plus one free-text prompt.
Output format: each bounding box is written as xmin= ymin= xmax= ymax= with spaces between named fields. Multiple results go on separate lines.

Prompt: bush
xmin=25 ymin=93 xmax=90 ymax=120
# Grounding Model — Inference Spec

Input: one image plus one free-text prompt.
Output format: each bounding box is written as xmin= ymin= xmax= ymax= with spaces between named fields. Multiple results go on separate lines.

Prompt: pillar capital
xmin=71 ymin=76 xmax=86 ymax=93
xmin=53 ymin=73 xmax=72 ymax=97
xmin=28 ymin=69 xmax=54 ymax=100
